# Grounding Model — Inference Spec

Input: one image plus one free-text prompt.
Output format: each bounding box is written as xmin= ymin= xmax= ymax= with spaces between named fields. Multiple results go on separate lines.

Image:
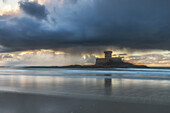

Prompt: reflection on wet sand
xmin=1 ymin=68 xmax=170 ymax=113
xmin=0 ymin=73 xmax=170 ymax=104
xmin=104 ymin=74 xmax=112 ymax=95
xmin=0 ymin=75 xmax=170 ymax=113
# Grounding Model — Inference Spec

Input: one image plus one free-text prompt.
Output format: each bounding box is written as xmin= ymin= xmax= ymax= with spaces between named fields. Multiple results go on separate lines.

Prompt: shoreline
xmin=24 ymin=64 xmax=148 ymax=69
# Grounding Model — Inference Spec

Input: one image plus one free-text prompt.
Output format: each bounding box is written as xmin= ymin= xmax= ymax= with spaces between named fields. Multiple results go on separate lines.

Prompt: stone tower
xmin=104 ymin=51 xmax=112 ymax=62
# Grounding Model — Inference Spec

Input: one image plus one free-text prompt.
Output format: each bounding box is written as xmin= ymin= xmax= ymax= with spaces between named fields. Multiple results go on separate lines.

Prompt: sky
xmin=0 ymin=0 xmax=170 ymax=66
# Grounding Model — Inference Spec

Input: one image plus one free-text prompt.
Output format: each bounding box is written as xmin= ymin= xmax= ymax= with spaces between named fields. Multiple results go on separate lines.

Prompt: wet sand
xmin=1 ymin=67 xmax=170 ymax=113
xmin=0 ymin=91 xmax=170 ymax=113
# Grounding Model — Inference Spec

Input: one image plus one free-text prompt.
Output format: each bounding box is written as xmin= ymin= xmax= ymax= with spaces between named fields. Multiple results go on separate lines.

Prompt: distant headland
xmin=25 ymin=51 xmax=147 ymax=68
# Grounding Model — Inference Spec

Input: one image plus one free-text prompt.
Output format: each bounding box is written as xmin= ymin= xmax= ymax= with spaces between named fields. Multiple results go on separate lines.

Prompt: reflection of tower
xmin=104 ymin=74 xmax=112 ymax=95
xmin=105 ymin=78 xmax=112 ymax=87
xmin=104 ymin=51 xmax=112 ymax=63
xmin=105 ymin=74 xmax=112 ymax=87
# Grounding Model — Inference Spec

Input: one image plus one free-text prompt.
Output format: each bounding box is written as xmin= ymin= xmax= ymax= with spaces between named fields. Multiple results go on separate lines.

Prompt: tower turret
xmin=104 ymin=51 xmax=112 ymax=62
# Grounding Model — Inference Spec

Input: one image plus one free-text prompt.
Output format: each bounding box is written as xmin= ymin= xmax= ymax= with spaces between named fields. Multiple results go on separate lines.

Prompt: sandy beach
xmin=0 ymin=91 xmax=170 ymax=113
xmin=0 ymin=67 xmax=170 ymax=113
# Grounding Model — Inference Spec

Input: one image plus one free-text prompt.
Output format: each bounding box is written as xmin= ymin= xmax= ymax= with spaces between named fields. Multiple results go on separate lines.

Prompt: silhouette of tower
xmin=104 ymin=51 xmax=112 ymax=62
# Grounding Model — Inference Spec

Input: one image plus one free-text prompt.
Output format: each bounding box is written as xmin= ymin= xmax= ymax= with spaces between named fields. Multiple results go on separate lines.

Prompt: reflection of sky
xmin=0 ymin=68 xmax=170 ymax=104
xmin=1 ymin=75 xmax=170 ymax=99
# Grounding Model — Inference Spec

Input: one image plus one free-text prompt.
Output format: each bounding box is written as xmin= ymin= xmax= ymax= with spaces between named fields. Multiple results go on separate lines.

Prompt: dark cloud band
xmin=19 ymin=1 xmax=48 ymax=20
xmin=0 ymin=0 xmax=170 ymax=53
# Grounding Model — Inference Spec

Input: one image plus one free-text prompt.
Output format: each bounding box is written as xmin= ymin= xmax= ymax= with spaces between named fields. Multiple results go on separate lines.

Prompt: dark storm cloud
xmin=1 ymin=0 xmax=170 ymax=53
xmin=0 ymin=17 xmax=75 ymax=52
xmin=19 ymin=1 xmax=48 ymax=20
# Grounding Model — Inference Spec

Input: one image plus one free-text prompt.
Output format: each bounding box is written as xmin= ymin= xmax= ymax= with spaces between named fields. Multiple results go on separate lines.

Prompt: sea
xmin=0 ymin=67 xmax=170 ymax=105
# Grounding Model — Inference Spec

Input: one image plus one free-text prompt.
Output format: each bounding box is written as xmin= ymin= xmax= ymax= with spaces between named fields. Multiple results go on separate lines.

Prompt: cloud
xmin=65 ymin=0 xmax=78 ymax=4
xmin=0 ymin=14 xmax=11 ymax=20
xmin=0 ymin=0 xmax=170 ymax=53
xmin=1 ymin=49 xmax=170 ymax=66
xmin=126 ymin=53 xmax=170 ymax=66
xmin=19 ymin=1 xmax=48 ymax=20
xmin=3 ymin=0 xmax=7 ymax=3
xmin=0 ymin=50 xmax=86 ymax=66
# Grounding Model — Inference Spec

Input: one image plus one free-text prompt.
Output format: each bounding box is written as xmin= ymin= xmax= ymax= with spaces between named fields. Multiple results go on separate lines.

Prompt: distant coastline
xmin=24 ymin=64 xmax=148 ymax=69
